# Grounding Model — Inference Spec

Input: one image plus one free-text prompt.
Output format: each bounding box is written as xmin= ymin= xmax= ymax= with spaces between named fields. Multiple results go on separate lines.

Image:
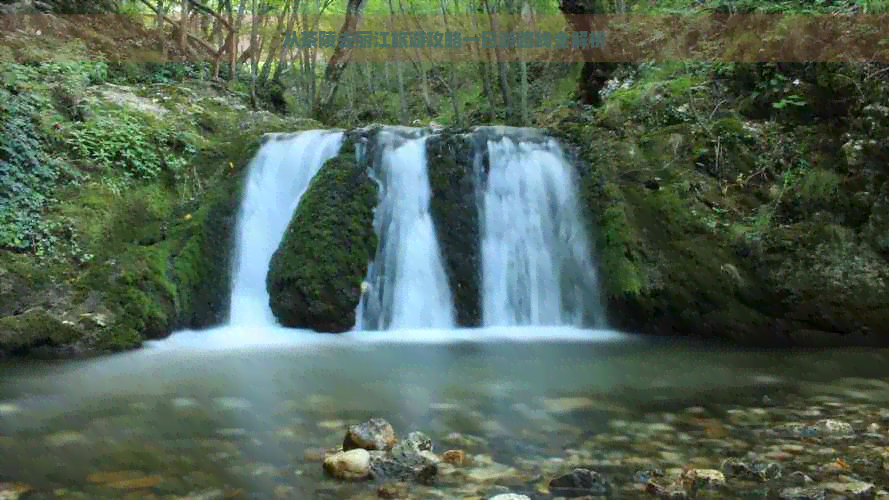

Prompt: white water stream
xmin=355 ymin=131 xmax=456 ymax=330
xmin=479 ymin=136 xmax=603 ymax=327
xmin=227 ymin=130 xmax=344 ymax=326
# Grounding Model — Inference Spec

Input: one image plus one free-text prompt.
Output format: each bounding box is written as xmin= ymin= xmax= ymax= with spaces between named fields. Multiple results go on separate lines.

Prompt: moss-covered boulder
xmin=267 ymin=137 xmax=379 ymax=332
xmin=552 ymin=99 xmax=889 ymax=347
xmin=426 ymin=131 xmax=482 ymax=327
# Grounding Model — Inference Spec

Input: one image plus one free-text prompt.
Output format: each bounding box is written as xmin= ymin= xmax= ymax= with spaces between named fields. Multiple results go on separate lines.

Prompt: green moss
xmin=267 ymin=138 xmax=379 ymax=332
xmin=0 ymin=308 xmax=81 ymax=352
xmin=83 ymin=243 xmax=175 ymax=350
xmin=426 ymin=132 xmax=481 ymax=327
xmin=598 ymin=202 xmax=643 ymax=295
xmin=70 ymin=118 xmax=324 ymax=348
xmin=0 ymin=250 xmax=49 ymax=291
xmin=796 ymin=168 xmax=843 ymax=202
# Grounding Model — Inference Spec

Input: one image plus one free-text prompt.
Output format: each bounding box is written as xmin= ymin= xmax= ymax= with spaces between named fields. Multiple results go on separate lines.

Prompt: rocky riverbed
xmin=2 ymin=373 xmax=889 ymax=500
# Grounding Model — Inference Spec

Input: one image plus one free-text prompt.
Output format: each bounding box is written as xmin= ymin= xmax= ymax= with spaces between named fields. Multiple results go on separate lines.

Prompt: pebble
xmin=814 ymin=419 xmax=854 ymax=435
xmin=322 ymin=448 xmax=370 ymax=480
xmin=549 ymin=468 xmax=610 ymax=497
xmin=45 ymin=431 xmax=88 ymax=447
xmin=441 ymin=449 xmax=466 ymax=465
xmin=683 ymin=468 xmax=725 ymax=489
xmin=779 ymin=486 xmax=826 ymax=500
xmin=343 ymin=418 xmax=396 ymax=451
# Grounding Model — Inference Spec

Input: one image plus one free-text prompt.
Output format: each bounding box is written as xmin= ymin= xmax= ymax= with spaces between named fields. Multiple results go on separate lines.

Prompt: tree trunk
xmin=440 ymin=0 xmax=463 ymax=126
xmin=312 ymin=0 xmax=368 ymax=122
xmin=520 ymin=0 xmax=529 ymax=124
xmin=483 ymin=0 xmax=513 ymax=119
xmin=157 ymin=0 xmax=166 ymax=59
xmin=258 ymin=1 xmax=290 ymax=85
xmin=558 ymin=0 xmax=617 ymax=106
xmin=179 ymin=0 xmax=189 ymax=54
xmin=270 ymin=0 xmax=296 ymax=82
xmin=396 ymin=58 xmax=407 ymax=125
xmin=249 ymin=0 xmax=259 ymax=109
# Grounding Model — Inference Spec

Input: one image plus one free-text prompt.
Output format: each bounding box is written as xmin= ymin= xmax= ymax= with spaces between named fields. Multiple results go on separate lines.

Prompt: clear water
xmin=2 ymin=331 xmax=889 ymax=499
xmin=3 ymin=128 xmax=889 ymax=499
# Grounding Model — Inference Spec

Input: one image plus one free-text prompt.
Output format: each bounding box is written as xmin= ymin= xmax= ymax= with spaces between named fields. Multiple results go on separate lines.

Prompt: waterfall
xmin=175 ymin=126 xmax=602 ymax=337
xmin=355 ymin=130 xmax=456 ymax=330
xmin=477 ymin=134 xmax=604 ymax=327
xmin=228 ymin=130 xmax=344 ymax=326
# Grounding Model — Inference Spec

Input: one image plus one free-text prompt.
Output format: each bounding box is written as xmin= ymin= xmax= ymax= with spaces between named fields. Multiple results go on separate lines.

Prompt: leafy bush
xmin=106 ymin=62 xmax=234 ymax=85
xmin=0 ymin=90 xmax=82 ymax=253
xmin=65 ymin=108 xmax=197 ymax=181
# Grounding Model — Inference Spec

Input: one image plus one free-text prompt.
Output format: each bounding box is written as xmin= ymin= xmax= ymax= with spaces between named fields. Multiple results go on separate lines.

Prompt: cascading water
xmin=477 ymin=134 xmax=604 ymax=327
xmin=228 ymin=130 xmax=344 ymax=326
xmin=355 ymin=130 xmax=456 ymax=330
xmin=150 ymin=125 xmax=605 ymax=352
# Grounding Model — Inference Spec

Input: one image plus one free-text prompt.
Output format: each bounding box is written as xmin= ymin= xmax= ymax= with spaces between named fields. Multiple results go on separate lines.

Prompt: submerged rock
xmin=778 ymin=486 xmax=826 ymax=500
xmin=321 ymin=419 xmax=439 ymax=486
xmin=343 ymin=418 xmax=396 ymax=451
xmin=441 ymin=449 xmax=466 ymax=465
xmin=370 ymin=431 xmax=439 ymax=485
xmin=322 ymin=448 xmax=371 ymax=480
xmin=549 ymin=468 xmax=611 ymax=497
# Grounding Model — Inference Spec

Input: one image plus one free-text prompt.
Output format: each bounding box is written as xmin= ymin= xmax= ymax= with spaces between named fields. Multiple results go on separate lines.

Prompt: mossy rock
xmin=554 ymin=112 xmax=781 ymax=341
xmin=267 ymin=138 xmax=379 ymax=332
xmin=92 ymin=117 xmax=326 ymax=345
xmin=553 ymin=102 xmax=889 ymax=347
xmin=0 ymin=308 xmax=81 ymax=353
xmin=758 ymin=222 xmax=889 ymax=337
xmin=426 ymin=132 xmax=481 ymax=327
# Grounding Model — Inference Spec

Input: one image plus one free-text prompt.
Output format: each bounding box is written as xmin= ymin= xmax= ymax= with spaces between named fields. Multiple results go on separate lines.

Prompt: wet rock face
xmin=551 ymin=112 xmax=889 ymax=348
xmin=425 ymin=132 xmax=482 ymax=327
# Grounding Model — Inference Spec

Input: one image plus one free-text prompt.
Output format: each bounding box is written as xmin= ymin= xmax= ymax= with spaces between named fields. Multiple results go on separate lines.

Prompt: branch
xmin=138 ymin=0 xmax=229 ymax=58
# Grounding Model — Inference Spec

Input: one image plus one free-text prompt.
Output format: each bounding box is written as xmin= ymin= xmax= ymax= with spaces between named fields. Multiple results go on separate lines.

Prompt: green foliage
xmin=65 ymin=107 xmax=197 ymax=182
xmin=599 ymin=203 xmax=643 ymax=295
xmin=0 ymin=88 xmax=83 ymax=253
xmin=602 ymin=64 xmax=707 ymax=130
xmin=2 ymin=62 xmax=109 ymax=89
xmin=797 ymin=168 xmax=843 ymax=202
xmin=107 ymin=63 xmax=217 ymax=85
xmin=730 ymin=205 xmax=774 ymax=246
xmin=0 ymin=62 xmax=119 ymax=257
